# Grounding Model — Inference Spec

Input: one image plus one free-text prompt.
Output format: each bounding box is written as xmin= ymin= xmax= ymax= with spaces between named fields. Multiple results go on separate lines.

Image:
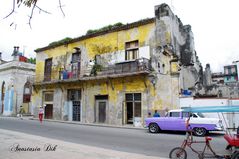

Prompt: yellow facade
xmin=33 ymin=18 xmax=180 ymax=125
xmin=35 ymin=22 xmax=155 ymax=83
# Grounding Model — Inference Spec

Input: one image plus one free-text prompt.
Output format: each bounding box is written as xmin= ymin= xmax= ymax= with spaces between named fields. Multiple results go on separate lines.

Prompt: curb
xmin=31 ymin=118 xmax=147 ymax=130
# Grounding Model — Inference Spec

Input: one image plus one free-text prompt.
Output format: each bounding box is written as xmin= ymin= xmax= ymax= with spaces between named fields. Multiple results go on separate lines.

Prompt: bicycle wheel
xmin=169 ymin=147 xmax=187 ymax=159
xmin=232 ymin=151 xmax=239 ymax=159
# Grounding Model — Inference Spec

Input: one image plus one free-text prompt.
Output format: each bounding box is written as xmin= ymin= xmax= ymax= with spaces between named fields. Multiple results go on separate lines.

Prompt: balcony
xmin=35 ymin=58 xmax=151 ymax=85
xmin=81 ymin=58 xmax=151 ymax=80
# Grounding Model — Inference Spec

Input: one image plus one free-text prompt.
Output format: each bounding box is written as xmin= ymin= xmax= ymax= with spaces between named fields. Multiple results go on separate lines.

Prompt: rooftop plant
xmin=86 ymin=22 xmax=124 ymax=35
xmin=48 ymin=37 xmax=73 ymax=47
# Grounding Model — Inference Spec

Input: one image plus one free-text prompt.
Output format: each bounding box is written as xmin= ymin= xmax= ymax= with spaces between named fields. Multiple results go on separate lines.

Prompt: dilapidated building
xmin=33 ymin=4 xmax=202 ymax=126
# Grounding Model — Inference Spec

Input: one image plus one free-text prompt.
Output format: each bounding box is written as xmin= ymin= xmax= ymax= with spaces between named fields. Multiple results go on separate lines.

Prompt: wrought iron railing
xmin=36 ymin=58 xmax=150 ymax=84
xmin=95 ymin=58 xmax=150 ymax=76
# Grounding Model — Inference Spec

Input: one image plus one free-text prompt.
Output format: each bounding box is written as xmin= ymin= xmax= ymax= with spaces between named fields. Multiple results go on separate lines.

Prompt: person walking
xmin=153 ymin=110 xmax=160 ymax=117
xmin=19 ymin=105 xmax=24 ymax=120
xmin=38 ymin=106 xmax=44 ymax=123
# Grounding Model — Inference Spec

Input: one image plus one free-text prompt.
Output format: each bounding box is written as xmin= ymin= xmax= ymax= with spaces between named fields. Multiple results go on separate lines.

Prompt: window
xmin=190 ymin=114 xmax=198 ymax=118
xmin=197 ymin=113 xmax=205 ymax=118
xmin=125 ymin=40 xmax=139 ymax=61
xmin=72 ymin=52 xmax=80 ymax=63
xmin=182 ymin=112 xmax=189 ymax=118
xmin=23 ymin=81 xmax=32 ymax=103
xmin=44 ymin=92 xmax=53 ymax=102
xmin=68 ymin=89 xmax=81 ymax=101
xmin=228 ymin=67 xmax=231 ymax=74
xmin=158 ymin=62 xmax=160 ymax=72
xmin=44 ymin=58 xmax=52 ymax=81
xmin=169 ymin=112 xmax=180 ymax=117
xmin=71 ymin=52 xmax=81 ymax=78
xmin=23 ymin=95 xmax=31 ymax=103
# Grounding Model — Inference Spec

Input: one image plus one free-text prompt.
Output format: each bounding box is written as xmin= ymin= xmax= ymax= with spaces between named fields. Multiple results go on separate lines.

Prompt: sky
xmin=0 ymin=0 xmax=238 ymax=72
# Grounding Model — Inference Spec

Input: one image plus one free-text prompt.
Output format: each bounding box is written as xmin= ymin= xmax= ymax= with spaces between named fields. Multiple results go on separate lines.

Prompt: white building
xmin=0 ymin=47 xmax=35 ymax=116
xmin=180 ymin=96 xmax=239 ymax=128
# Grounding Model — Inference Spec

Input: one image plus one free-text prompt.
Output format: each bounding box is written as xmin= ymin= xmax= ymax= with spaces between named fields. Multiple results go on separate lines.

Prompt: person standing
xmin=153 ymin=110 xmax=160 ymax=117
xmin=38 ymin=106 xmax=44 ymax=123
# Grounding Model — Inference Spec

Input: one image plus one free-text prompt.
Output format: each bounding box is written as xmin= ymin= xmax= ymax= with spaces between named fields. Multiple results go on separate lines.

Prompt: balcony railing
xmin=92 ymin=58 xmax=150 ymax=77
xmin=36 ymin=58 xmax=151 ymax=84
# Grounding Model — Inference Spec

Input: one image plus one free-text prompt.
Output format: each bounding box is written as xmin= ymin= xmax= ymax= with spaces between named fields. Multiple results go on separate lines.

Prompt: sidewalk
xmin=0 ymin=115 xmax=146 ymax=130
xmin=0 ymin=129 xmax=167 ymax=159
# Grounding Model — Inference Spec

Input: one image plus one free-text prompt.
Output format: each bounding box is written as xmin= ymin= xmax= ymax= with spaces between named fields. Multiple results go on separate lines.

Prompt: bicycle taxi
xmin=169 ymin=105 xmax=239 ymax=159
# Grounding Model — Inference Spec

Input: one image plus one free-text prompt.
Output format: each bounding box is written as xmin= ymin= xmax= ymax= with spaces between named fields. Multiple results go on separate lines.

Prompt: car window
xmin=169 ymin=112 xmax=180 ymax=117
xmin=197 ymin=112 xmax=205 ymax=118
xmin=165 ymin=112 xmax=168 ymax=117
xmin=182 ymin=112 xmax=189 ymax=118
xmin=193 ymin=114 xmax=198 ymax=118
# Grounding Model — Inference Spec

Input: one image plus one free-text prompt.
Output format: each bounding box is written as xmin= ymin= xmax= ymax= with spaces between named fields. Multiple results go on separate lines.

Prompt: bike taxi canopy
xmin=181 ymin=105 xmax=239 ymax=113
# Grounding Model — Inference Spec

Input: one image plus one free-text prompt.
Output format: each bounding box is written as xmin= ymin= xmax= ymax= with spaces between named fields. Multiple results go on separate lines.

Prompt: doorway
xmin=95 ymin=95 xmax=108 ymax=123
xmin=98 ymin=101 xmax=106 ymax=123
xmin=125 ymin=93 xmax=141 ymax=124
xmin=73 ymin=101 xmax=81 ymax=121
xmin=126 ymin=102 xmax=133 ymax=124
xmin=44 ymin=104 xmax=53 ymax=119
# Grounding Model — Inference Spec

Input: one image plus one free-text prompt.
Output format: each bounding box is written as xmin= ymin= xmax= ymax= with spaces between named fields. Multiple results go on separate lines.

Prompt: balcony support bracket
xmin=108 ymin=78 xmax=114 ymax=90
xmin=143 ymin=76 xmax=147 ymax=88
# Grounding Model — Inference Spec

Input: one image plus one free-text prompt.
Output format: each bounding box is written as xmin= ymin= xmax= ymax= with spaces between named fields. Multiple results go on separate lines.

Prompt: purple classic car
xmin=145 ymin=109 xmax=223 ymax=136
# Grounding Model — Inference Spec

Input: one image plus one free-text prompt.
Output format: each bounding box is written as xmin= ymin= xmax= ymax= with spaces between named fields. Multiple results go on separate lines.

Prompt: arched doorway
xmin=1 ymin=81 xmax=5 ymax=113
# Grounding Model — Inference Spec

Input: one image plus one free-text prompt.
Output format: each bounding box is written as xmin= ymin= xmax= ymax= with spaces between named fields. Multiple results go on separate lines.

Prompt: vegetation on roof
xmin=36 ymin=18 xmax=155 ymax=52
xmin=86 ymin=22 xmax=124 ymax=35
xmin=48 ymin=37 xmax=73 ymax=47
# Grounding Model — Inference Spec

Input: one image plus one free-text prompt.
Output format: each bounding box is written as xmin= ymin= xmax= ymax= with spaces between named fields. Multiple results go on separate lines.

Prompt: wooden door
xmin=45 ymin=104 xmax=53 ymax=119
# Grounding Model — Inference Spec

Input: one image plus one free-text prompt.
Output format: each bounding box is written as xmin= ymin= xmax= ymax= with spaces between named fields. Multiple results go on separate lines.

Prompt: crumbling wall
xmin=154 ymin=3 xmax=201 ymax=95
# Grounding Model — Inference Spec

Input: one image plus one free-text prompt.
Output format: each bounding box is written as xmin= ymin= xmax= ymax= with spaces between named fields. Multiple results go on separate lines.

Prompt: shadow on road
xmin=144 ymin=129 xmax=225 ymax=137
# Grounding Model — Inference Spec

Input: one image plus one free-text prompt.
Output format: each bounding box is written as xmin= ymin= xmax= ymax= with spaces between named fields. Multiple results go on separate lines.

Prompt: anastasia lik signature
xmin=9 ymin=143 xmax=57 ymax=152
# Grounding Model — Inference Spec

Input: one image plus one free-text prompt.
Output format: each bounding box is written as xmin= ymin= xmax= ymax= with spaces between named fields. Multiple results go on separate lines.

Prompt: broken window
xmin=125 ymin=40 xmax=139 ymax=61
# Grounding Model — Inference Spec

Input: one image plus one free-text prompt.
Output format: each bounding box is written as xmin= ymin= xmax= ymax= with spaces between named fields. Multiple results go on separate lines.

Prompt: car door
xmin=165 ymin=112 xmax=186 ymax=131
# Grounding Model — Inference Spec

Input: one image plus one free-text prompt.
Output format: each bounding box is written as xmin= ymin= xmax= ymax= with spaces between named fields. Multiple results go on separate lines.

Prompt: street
xmin=0 ymin=117 xmax=228 ymax=158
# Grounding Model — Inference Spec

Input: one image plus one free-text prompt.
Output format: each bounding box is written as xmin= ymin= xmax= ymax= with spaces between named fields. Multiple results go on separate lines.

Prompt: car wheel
xmin=193 ymin=127 xmax=207 ymax=137
xmin=149 ymin=123 xmax=159 ymax=133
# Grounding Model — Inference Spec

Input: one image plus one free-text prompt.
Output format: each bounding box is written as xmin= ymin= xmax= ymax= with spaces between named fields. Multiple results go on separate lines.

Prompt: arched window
xmin=23 ymin=81 xmax=32 ymax=103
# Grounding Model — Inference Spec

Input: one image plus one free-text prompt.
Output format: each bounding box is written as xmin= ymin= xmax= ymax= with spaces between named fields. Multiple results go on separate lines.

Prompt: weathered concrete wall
xmin=0 ymin=61 xmax=35 ymax=116
xmin=203 ymin=64 xmax=212 ymax=86
xmin=154 ymin=3 xmax=201 ymax=95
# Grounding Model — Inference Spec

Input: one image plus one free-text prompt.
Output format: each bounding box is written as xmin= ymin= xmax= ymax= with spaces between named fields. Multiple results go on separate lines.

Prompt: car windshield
xmin=197 ymin=112 xmax=205 ymax=118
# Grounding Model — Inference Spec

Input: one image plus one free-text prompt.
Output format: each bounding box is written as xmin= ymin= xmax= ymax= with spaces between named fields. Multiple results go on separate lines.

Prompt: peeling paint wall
xmin=33 ymin=3 xmax=201 ymax=125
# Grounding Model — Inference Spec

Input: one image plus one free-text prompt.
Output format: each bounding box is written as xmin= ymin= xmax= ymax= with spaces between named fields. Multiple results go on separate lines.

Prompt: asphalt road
xmin=0 ymin=118 xmax=228 ymax=158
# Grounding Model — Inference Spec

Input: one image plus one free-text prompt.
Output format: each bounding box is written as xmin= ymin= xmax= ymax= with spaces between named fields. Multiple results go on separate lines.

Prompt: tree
xmin=4 ymin=0 xmax=65 ymax=29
